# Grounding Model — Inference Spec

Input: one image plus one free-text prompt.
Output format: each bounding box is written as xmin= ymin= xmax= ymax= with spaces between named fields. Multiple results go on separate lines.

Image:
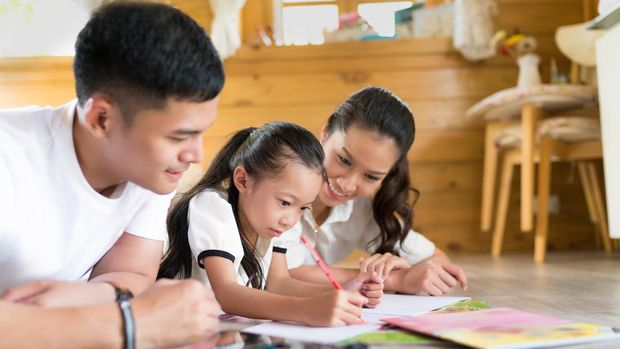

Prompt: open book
xmin=383 ymin=307 xmax=620 ymax=349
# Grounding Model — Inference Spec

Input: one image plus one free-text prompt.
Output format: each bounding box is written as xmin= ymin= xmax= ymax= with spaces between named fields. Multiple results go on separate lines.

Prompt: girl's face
xmin=236 ymin=163 xmax=322 ymax=241
xmin=318 ymin=125 xmax=400 ymax=207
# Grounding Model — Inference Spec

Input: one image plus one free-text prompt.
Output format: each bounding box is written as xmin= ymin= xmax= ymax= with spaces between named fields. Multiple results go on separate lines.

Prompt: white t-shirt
xmin=188 ymin=190 xmax=287 ymax=289
xmin=278 ymin=197 xmax=436 ymax=269
xmin=0 ymin=100 xmax=173 ymax=292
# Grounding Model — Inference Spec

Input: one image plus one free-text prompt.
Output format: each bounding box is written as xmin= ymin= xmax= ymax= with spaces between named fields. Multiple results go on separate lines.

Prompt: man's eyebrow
xmin=172 ymin=129 xmax=202 ymax=135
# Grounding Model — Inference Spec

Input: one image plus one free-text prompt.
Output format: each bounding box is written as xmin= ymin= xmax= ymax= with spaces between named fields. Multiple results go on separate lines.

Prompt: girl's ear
xmin=232 ymin=165 xmax=250 ymax=193
xmin=319 ymin=124 xmax=329 ymax=144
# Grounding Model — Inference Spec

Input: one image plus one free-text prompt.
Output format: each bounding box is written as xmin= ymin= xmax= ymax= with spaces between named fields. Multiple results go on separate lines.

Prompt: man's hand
xmin=132 ymin=279 xmax=221 ymax=348
xmin=0 ymin=280 xmax=116 ymax=307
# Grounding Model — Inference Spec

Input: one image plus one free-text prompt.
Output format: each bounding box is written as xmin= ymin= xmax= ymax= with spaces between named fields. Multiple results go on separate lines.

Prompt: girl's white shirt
xmin=187 ymin=190 xmax=287 ymax=288
xmin=276 ymin=197 xmax=435 ymax=269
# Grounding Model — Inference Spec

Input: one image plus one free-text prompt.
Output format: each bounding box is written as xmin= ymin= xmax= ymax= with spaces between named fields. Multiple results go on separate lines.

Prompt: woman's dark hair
xmin=74 ymin=1 xmax=224 ymax=125
xmin=158 ymin=122 xmax=324 ymax=289
xmin=325 ymin=86 xmax=418 ymax=256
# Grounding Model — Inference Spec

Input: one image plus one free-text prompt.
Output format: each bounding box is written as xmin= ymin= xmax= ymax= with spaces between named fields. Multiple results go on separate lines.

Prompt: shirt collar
xmin=304 ymin=198 xmax=356 ymax=227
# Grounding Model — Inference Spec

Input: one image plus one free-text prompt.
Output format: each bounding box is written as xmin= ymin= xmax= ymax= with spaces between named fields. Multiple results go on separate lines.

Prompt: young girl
xmin=159 ymin=122 xmax=382 ymax=326
xmin=281 ymin=87 xmax=468 ymax=296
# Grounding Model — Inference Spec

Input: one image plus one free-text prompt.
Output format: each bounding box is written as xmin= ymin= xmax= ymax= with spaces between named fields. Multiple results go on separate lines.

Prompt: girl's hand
xmin=342 ymin=272 xmax=384 ymax=309
xmin=299 ymin=290 xmax=367 ymax=327
xmin=359 ymin=253 xmax=410 ymax=280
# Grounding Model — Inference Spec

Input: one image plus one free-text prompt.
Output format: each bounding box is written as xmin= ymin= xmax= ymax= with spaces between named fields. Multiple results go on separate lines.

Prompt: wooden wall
xmin=0 ymin=0 xmax=604 ymax=254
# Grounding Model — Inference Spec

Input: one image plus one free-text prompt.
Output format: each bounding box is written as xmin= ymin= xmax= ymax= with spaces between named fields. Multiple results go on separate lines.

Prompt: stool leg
xmin=587 ymin=162 xmax=613 ymax=253
xmin=578 ymin=162 xmax=601 ymax=248
xmin=535 ymin=137 xmax=553 ymax=263
xmin=521 ymin=105 xmax=545 ymax=232
xmin=492 ymin=153 xmax=514 ymax=257
xmin=481 ymin=122 xmax=501 ymax=232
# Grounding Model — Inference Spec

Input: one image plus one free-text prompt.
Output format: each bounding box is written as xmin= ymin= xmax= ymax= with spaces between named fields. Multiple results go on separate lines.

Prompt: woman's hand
xmin=359 ymin=253 xmax=409 ymax=280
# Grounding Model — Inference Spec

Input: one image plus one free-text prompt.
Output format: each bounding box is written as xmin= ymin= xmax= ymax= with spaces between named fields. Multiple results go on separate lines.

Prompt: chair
xmin=490 ymin=115 xmax=613 ymax=262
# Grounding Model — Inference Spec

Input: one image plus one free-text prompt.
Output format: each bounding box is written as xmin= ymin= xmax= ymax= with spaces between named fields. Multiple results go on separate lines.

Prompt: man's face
xmin=107 ymin=97 xmax=218 ymax=194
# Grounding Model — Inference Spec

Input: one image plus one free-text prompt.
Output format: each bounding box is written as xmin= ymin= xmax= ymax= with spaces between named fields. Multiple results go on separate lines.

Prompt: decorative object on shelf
xmin=209 ymin=0 xmax=246 ymax=60
xmin=453 ymin=0 xmax=498 ymax=61
xmin=324 ymin=12 xmax=378 ymax=43
xmin=492 ymin=30 xmax=542 ymax=88
xmin=411 ymin=2 xmax=454 ymax=38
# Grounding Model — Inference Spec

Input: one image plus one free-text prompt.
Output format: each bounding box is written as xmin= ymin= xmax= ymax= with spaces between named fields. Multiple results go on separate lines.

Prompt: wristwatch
xmin=108 ymin=283 xmax=135 ymax=349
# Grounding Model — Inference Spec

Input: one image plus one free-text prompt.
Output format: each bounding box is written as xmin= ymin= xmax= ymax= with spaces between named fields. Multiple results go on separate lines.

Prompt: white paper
xmin=364 ymin=294 xmax=469 ymax=316
xmin=241 ymin=295 xmax=469 ymax=343
xmin=242 ymin=321 xmax=382 ymax=344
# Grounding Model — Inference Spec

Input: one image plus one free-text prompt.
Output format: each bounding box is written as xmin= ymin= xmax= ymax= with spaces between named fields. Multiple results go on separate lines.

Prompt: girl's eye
xmin=337 ymin=155 xmax=352 ymax=166
xmin=169 ymin=136 xmax=188 ymax=142
xmin=280 ymin=200 xmax=291 ymax=207
xmin=301 ymin=206 xmax=310 ymax=211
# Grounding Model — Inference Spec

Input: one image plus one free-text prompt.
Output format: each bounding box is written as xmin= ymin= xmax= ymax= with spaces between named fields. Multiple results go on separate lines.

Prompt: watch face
xmin=117 ymin=289 xmax=134 ymax=302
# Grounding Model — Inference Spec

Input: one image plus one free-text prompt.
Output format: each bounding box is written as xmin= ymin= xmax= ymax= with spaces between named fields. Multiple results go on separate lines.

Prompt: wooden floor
xmin=443 ymin=251 xmax=620 ymax=348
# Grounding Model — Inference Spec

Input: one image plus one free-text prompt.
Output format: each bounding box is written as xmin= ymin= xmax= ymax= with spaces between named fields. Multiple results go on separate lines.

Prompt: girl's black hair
xmin=325 ymin=86 xmax=418 ymax=255
xmin=158 ymin=122 xmax=324 ymax=289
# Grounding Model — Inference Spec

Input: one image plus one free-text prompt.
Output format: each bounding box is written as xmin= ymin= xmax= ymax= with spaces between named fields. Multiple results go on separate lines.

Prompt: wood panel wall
xmin=0 ymin=0 xmax=603 ymax=255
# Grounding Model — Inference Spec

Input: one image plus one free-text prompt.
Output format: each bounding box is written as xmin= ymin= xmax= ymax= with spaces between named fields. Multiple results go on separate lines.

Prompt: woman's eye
xmin=365 ymin=174 xmax=380 ymax=181
xmin=280 ymin=200 xmax=291 ymax=207
xmin=169 ymin=136 xmax=188 ymax=142
xmin=337 ymin=155 xmax=351 ymax=166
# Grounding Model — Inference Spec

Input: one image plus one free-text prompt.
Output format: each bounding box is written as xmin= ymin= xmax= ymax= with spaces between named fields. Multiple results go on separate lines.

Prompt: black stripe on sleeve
xmin=197 ymin=250 xmax=235 ymax=268
xmin=272 ymin=246 xmax=287 ymax=254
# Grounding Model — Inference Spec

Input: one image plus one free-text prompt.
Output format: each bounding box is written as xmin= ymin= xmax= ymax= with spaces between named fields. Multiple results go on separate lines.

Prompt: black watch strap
xmin=108 ymin=283 xmax=135 ymax=349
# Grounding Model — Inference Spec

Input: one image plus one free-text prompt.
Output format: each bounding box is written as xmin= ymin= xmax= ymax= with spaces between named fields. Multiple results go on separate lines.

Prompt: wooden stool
xmin=490 ymin=116 xmax=613 ymax=262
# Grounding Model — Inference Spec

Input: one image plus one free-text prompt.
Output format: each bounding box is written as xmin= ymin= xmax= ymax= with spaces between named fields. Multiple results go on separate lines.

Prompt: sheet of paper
xmin=242 ymin=321 xmax=382 ymax=344
xmin=242 ymin=295 xmax=469 ymax=343
xmin=364 ymin=294 xmax=470 ymax=317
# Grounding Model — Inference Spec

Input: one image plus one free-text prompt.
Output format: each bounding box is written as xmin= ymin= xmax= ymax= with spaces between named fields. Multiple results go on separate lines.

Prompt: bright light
xmin=358 ymin=2 xmax=413 ymax=37
xmin=282 ymin=5 xmax=339 ymax=45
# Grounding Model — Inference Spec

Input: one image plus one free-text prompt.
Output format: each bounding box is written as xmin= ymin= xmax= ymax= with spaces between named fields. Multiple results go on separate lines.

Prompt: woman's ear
xmin=232 ymin=165 xmax=251 ymax=193
xmin=319 ymin=124 xmax=329 ymax=143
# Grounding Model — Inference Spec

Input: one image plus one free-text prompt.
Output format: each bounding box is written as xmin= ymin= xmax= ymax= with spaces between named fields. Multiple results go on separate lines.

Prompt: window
xmin=0 ymin=0 xmax=91 ymax=57
xmin=275 ymin=0 xmax=416 ymax=46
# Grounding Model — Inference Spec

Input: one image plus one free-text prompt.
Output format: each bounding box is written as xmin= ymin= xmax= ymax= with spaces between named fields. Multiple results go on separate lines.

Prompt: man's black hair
xmin=74 ymin=1 xmax=224 ymax=123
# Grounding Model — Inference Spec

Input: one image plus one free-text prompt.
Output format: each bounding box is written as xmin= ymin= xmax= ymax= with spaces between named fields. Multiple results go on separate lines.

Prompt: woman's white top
xmin=277 ymin=197 xmax=436 ymax=269
xmin=187 ymin=190 xmax=287 ymax=288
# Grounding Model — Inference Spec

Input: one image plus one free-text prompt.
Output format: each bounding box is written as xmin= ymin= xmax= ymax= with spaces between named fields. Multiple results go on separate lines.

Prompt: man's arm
xmin=0 ymin=233 xmax=163 ymax=307
xmin=89 ymin=232 xmax=164 ymax=294
xmin=0 ymin=279 xmax=221 ymax=349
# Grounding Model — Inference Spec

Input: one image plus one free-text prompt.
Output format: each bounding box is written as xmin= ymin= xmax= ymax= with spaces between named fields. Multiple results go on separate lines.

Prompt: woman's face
xmin=318 ymin=125 xmax=401 ymax=207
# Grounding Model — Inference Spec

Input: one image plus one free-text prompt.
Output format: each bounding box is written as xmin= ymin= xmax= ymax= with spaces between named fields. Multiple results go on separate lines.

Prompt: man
xmin=0 ymin=1 xmax=223 ymax=308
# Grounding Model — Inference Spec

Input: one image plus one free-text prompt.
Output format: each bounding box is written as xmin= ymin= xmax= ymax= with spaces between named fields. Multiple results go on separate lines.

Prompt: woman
xmin=282 ymin=86 xmax=468 ymax=296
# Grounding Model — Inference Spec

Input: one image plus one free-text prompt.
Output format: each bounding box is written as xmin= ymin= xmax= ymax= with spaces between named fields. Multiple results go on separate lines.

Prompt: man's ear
xmin=319 ymin=124 xmax=329 ymax=144
xmin=232 ymin=165 xmax=251 ymax=193
xmin=81 ymin=95 xmax=116 ymax=139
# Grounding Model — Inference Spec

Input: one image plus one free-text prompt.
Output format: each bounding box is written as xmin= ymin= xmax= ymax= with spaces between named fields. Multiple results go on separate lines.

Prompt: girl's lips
xmin=271 ymin=229 xmax=283 ymax=237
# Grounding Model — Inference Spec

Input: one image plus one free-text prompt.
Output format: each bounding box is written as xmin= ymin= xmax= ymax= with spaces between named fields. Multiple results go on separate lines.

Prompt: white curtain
xmin=209 ymin=0 xmax=246 ymax=60
xmin=453 ymin=0 xmax=498 ymax=61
